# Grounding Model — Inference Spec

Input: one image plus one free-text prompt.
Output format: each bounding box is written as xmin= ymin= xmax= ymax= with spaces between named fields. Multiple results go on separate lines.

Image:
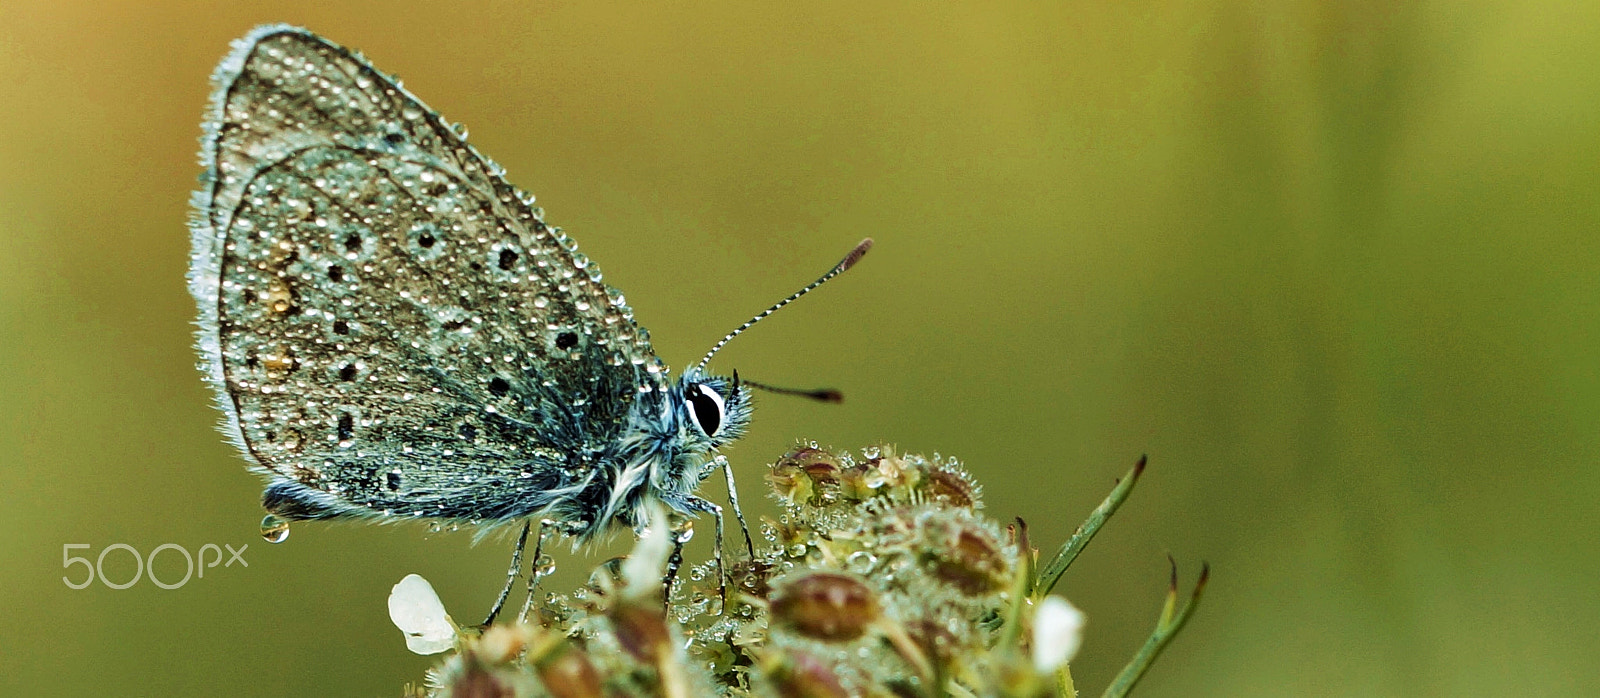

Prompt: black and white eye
xmin=686 ymin=383 xmax=725 ymax=437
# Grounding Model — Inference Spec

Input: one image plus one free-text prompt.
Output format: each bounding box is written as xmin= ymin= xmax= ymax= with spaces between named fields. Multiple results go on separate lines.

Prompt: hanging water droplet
xmin=672 ymin=519 xmax=695 ymax=544
xmin=260 ymin=514 xmax=290 ymax=543
xmin=534 ymin=555 xmax=557 ymax=577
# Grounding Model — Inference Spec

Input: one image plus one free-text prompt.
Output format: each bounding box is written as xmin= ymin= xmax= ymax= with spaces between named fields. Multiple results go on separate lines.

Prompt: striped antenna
xmin=694 ymin=238 xmax=873 ymax=373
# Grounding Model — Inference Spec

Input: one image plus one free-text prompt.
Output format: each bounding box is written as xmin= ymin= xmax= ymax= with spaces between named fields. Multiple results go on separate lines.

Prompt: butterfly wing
xmin=188 ymin=26 xmax=668 ymax=524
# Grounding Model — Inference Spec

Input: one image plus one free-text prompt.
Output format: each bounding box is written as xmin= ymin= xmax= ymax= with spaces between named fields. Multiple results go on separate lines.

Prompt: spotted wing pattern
xmin=188 ymin=26 xmax=669 ymax=523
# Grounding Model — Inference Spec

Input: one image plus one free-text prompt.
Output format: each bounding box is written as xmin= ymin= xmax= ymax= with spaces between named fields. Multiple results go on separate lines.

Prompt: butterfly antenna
xmin=736 ymin=370 xmax=843 ymax=403
xmin=695 ymin=238 xmax=873 ymax=373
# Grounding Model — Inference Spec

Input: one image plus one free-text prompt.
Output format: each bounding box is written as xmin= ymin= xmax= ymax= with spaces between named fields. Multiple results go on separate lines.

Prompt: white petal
xmin=622 ymin=503 xmax=674 ymax=598
xmin=1033 ymin=595 xmax=1086 ymax=673
xmin=388 ymin=573 xmax=457 ymax=655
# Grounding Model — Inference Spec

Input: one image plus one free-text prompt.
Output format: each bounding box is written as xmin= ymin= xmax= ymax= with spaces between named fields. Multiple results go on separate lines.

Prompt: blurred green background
xmin=4 ymin=1 xmax=1599 ymax=695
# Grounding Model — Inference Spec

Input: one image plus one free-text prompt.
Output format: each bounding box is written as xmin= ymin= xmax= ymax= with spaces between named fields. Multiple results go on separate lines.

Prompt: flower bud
xmin=610 ymin=597 xmax=672 ymax=663
xmin=766 ymin=650 xmax=849 ymax=698
xmin=729 ymin=557 xmax=777 ymax=599
xmin=770 ymin=572 xmax=880 ymax=642
xmin=445 ymin=661 xmax=513 ymax=698
xmin=770 ymin=447 xmax=849 ymax=506
xmin=474 ymin=624 xmax=530 ymax=665
xmin=924 ymin=521 xmax=1010 ymax=596
xmin=535 ymin=647 xmax=604 ymax=698
xmin=918 ymin=467 xmax=979 ymax=508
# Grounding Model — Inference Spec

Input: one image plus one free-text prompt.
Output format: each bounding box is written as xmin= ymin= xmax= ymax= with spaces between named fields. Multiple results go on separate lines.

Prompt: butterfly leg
xmin=663 ymin=525 xmax=686 ymax=603
xmin=675 ymin=496 xmax=729 ymax=612
xmin=481 ymin=520 xmax=531 ymax=627
xmin=516 ymin=519 xmax=559 ymax=624
xmin=720 ymin=456 xmax=756 ymax=559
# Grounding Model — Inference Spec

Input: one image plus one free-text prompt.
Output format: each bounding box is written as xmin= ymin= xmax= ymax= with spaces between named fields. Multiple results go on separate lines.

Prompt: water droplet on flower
xmin=846 ymin=551 xmax=877 ymax=574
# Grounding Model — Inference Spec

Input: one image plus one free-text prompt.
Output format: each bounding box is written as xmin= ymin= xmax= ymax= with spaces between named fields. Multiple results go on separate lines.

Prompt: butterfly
xmin=187 ymin=25 xmax=869 ymax=621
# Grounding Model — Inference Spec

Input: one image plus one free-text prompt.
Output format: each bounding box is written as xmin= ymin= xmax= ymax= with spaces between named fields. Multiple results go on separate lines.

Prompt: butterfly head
xmin=674 ymin=370 xmax=753 ymax=452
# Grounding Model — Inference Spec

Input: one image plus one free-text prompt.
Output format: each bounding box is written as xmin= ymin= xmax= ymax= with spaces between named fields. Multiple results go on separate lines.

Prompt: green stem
xmin=1056 ymin=664 xmax=1077 ymax=697
xmin=1034 ymin=456 xmax=1146 ymax=599
xmin=1101 ymin=560 xmax=1209 ymax=698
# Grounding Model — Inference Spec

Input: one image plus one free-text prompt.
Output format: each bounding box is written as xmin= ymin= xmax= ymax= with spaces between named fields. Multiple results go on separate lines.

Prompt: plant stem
xmin=1034 ymin=456 xmax=1146 ymax=599
xmin=1101 ymin=560 xmax=1209 ymax=698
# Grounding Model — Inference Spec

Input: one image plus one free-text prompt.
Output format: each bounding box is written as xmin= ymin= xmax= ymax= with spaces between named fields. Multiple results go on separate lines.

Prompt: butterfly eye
xmin=686 ymin=383 xmax=726 ymax=437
